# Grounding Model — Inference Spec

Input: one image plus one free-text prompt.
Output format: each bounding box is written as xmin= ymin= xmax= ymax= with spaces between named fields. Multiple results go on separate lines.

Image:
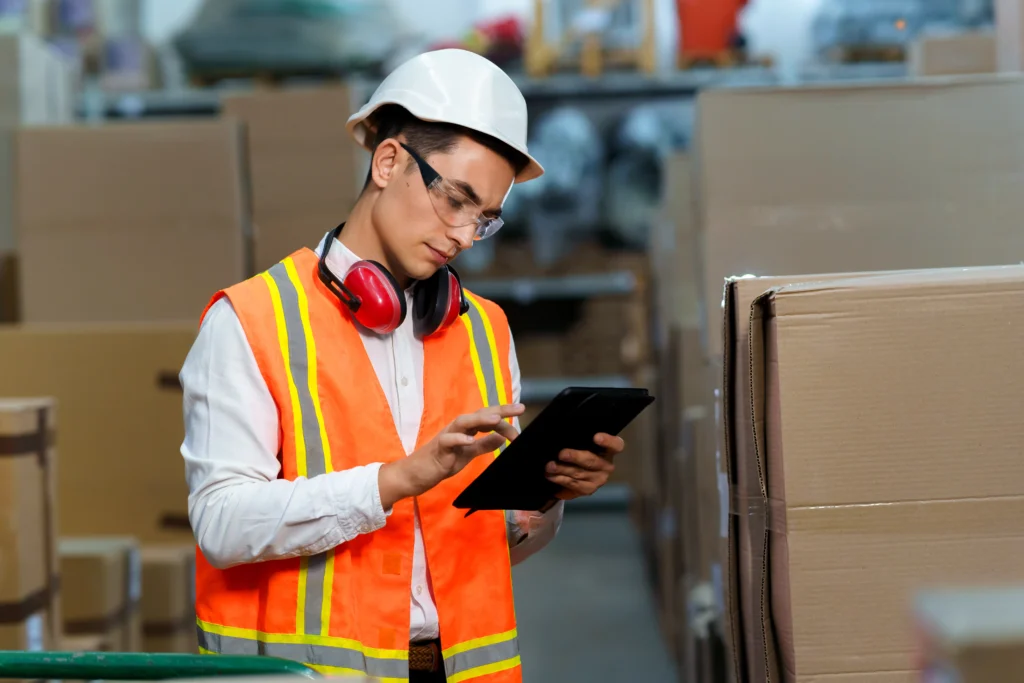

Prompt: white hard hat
xmin=346 ymin=49 xmax=544 ymax=183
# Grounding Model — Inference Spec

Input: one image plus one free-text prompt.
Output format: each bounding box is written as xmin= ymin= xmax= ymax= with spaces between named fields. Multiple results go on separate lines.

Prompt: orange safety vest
xmin=194 ymin=248 xmax=521 ymax=683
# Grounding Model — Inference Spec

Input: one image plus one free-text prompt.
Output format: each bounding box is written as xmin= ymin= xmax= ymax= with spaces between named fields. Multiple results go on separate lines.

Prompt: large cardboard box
xmin=15 ymin=120 xmax=253 ymax=323
xmin=916 ymin=586 xmax=1024 ymax=682
xmin=910 ymin=32 xmax=997 ymax=76
xmin=221 ymin=86 xmax=362 ymax=273
xmin=696 ymin=75 xmax=1024 ymax=356
xmin=0 ymin=398 xmax=60 ymax=652
xmin=0 ymin=325 xmax=197 ymax=542
xmin=997 ymin=0 xmax=1024 ymax=72
xmin=141 ymin=545 xmax=197 ymax=654
xmin=724 ymin=265 xmax=1024 ymax=683
xmin=59 ymin=537 xmax=142 ymax=652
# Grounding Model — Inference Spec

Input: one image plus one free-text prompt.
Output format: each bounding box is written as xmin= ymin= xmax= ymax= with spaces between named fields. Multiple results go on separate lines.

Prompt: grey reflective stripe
xmin=444 ymin=637 xmax=520 ymax=678
xmin=267 ymin=262 xmax=331 ymax=637
xmin=463 ymin=297 xmax=502 ymax=410
xmin=198 ymin=628 xmax=408 ymax=679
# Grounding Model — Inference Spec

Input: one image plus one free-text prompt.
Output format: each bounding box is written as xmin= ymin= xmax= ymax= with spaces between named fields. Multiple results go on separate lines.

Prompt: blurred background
xmin=1 ymin=1 xmax=1023 ymax=682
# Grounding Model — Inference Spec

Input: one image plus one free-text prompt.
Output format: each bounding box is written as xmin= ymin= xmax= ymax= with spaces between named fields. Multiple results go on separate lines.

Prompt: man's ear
xmin=369 ymin=139 xmax=401 ymax=189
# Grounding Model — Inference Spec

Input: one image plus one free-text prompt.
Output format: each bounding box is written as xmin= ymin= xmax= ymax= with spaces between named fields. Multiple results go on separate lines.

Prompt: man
xmin=179 ymin=49 xmax=626 ymax=683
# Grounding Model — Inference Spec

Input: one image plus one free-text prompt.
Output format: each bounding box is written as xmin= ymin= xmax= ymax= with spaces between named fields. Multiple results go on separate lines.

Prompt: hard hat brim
xmin=346 ymin=100 xmax=545 ymax=183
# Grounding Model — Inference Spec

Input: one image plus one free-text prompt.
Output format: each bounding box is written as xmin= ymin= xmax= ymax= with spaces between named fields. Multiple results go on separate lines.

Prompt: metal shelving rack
xmin=77 ymin=67 xmax=779 ymax=121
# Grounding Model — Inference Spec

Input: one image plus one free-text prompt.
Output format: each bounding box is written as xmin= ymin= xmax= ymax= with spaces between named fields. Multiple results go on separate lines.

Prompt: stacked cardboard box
xmin=141 ymin=545 xmax=197 ymax=654
xmin=722 ymin=266 xmax=1024 ymax=682
xmin=997 ymin=0 xmax=1024 ymax=72
xmin=14 ymin=120 xmax=252 ymax=323
xmin=643 ymin=73 xmax=1024 ymax=683
xmin=0 ymin=325 xmax=198 ymax=543
xmin=916 ymin=586 xmax=1024 ymax=682
xmin=696 ymin=75 xmax=1024 ymax=356
xmin=0 ymin=398 xmax=60 ymax=653
xmin=221 ymin=86 xmax=363 ymax=273
xmin=909 ymin=32 xmax=997 ymax=76
xmin=59 ymin=537 xmax=142 ymax=652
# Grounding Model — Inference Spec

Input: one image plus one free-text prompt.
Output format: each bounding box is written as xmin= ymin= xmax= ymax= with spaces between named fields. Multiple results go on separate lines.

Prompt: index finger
xmin=453 ymin=403 xmax=525 ymax=432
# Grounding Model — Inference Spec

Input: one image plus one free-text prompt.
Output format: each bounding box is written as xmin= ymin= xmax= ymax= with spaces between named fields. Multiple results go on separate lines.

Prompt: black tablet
xmin=452 ymin=386 xmax=656 ymax=513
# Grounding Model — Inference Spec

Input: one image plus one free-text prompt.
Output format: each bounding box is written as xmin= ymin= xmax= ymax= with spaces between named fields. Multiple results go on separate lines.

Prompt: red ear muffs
xmin=340 ymin=260 xmax=406 ymax=335
xmin=317 ymin=223 xmax=469 ymax=338
xmin=413 ymin=265 xmax=470 ymax=338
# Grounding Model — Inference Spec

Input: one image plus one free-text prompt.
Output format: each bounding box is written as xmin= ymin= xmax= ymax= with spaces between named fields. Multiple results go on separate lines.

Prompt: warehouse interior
xmin=1 ymin=0 xmax=1024 ymax=681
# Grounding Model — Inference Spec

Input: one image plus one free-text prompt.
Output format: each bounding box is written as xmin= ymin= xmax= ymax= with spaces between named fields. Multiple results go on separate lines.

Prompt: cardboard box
xmin=15 ymin=120 xmax=253 ymax=323
xmin=696 ymin=76 xmax=1024 ymax=356
xmin=141 ymin=545 xmax=197 ymax=654
xmin=997 ymin=0 xmax=1024 ymax=72
xmin=910 ymin=32 xmax=997 ymax=76
xmin=0 ymin=251 xmax=16 ymax=323
xmin=0 ymin=324 xmax=197 ymax=543
xmin=916 ymin=586 xmax=1024 ymax=682
xmin=724 ymin=265 xmax=1024 ymax=683
xmin=59 ymin=536 xmax=142 ymax=652
xmin=0 ymin=397 xmax=60 ymax=652
xmin=221 ymin=86 xmax=362 ymax=273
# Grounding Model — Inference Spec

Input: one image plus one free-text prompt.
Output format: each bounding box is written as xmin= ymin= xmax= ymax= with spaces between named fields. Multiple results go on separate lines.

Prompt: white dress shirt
xmin=180 ymin=231 xmax=563 ymax=642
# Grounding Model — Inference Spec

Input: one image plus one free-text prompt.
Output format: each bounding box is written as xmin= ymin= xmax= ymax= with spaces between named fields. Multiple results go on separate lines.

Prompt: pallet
xmin=828 ymin=44 xmax=906 ymax=64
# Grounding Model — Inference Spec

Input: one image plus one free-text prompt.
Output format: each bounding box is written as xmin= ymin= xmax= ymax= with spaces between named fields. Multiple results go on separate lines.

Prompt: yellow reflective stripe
xmin=447 ymin=656 xmax=521 ymax=683
xmin=260 ymin=270 xmax=310 ymax=635
xmin=461 ymin=308 xmax=491 ymax=409
xmin=282 ymin=257 xmax=336 ymax=636
xmin=442 ymin=627 xmax=517 ymax=659
xmin=260 ymin=271 xmax=308 ymax=477
xmin=320 ymin=550 xmax=335 ymax=635
xmin=197 ymin=619 xmax=408 ymax=660
xmin=465 ymin=292 xmax=509 ymax=405
xmin=282 ymin=258 xmax=333 ymax=475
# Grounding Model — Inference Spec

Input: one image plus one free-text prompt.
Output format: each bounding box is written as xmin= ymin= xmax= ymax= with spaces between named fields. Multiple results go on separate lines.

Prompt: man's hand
xmin=378 ymin=403 xmax=524 ymax=510
xmin=545 ymin=433 xmax=625 ymax=500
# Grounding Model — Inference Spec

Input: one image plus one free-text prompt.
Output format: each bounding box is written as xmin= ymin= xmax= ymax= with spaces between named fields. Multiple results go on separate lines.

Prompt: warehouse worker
xmin=178 ymin=49 xmax=626 ymax=683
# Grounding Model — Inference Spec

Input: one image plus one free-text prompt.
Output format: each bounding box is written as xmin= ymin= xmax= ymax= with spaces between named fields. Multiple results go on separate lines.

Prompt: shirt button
xmin=416 ymin=585 xmax=423 ymax=596
xmin=401 ymin=377 xmax=409 ymax=387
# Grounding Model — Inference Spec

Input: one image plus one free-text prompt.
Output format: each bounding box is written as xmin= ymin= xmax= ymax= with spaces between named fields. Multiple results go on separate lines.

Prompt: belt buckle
xmin=411 ymin=639 xmax=441 ymax=673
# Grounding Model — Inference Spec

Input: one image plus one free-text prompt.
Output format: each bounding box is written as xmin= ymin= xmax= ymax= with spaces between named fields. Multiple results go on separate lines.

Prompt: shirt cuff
xmin=509 ymin=500 xmax=565 ymax=547
xmin=330 ymin=462 xmax=389 ymax=539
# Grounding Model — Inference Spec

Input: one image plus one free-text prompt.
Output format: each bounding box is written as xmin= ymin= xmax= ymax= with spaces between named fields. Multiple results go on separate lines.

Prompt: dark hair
xmin=361 ymin=104 xmax=529 ymax=189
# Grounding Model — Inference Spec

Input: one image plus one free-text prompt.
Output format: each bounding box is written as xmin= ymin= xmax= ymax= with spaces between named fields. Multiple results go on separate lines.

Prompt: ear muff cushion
xmin=413 ymin=267 xmax=452 ymax=338
xmin=440 ymin=270 xmax=464 ymax=330
xmin=344 ymin=260 xmax=406 ymax=334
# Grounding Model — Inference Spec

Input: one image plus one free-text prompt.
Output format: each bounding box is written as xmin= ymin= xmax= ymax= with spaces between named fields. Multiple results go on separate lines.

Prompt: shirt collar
xmin=314 ymin=229 xmax=415 ymax=297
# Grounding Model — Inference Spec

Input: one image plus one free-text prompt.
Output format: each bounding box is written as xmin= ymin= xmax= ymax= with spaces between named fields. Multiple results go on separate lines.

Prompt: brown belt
xmin=409 ymin=639 xmax=442 ymax=673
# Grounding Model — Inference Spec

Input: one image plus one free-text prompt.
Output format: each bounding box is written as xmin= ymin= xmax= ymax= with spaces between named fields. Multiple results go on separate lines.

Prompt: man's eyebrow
xmin=451 ymin=179 xmax=482 ymax=205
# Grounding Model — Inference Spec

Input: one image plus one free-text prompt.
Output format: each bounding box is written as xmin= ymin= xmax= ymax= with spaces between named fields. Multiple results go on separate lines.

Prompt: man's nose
xmin=448 ymin=224 xmax=475 ymax=251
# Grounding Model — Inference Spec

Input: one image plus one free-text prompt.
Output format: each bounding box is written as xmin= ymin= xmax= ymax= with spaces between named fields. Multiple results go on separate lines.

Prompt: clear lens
xmin=426 ymin=180 xmax=504 ymax=239
xmin=475 ymin=217 xmax=504 ymax=240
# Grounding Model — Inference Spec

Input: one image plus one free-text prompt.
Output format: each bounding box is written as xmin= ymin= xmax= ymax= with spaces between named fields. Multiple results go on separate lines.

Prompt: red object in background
xmin=427 ymin=15 xmax=525 ymax=66
xmin=676 ymin=0 xmax=749 ymax=58
xmin=475 ymin=15 xmax=523 ymax=45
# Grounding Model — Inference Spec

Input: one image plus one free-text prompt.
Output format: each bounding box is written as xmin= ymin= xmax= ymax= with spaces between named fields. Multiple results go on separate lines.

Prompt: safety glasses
xmin=399 ymin=142 xmax=505 ymax=241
